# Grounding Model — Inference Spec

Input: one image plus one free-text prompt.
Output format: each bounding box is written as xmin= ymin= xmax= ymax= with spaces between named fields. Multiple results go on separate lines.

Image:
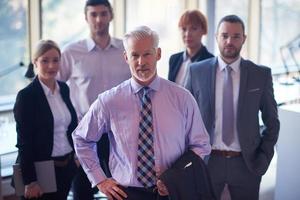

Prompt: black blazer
xmin=14 ymin=77 xmax=77 ymax=184
xmin=160 ymin=150 xmax=215 ymax=200
xmin=168 ymin=45 xmax=214 ymax=82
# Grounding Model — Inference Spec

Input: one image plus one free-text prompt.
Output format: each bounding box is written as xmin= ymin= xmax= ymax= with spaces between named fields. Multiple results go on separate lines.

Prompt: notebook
xmin=13 ymin=160 xmax=57 ymax=196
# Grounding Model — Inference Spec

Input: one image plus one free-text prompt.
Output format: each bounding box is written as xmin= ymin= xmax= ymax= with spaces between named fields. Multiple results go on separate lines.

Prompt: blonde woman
xmin=14 ymin=40 xmax=77 ymax=200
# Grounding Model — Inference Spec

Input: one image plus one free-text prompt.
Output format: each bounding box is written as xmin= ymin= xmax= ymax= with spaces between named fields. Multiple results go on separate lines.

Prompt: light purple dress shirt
xmin=57 ymin=37 xmax=131 ymax=119
xmin=72 ymin=76 xmax=211 ymax=187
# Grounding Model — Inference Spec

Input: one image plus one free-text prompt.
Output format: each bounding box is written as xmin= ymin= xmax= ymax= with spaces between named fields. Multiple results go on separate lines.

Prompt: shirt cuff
xmin=86 ymin=166 xmax=107 ymax=188
xmin=191 ymin=146 xmax=211 ymax=159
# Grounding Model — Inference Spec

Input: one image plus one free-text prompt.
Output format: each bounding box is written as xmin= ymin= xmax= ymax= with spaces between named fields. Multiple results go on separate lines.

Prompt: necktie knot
xmin=225 ymin=65 xmax=233 ymax=74
xmin=142 ymin=86 xmax=150 ymax=97
xmin=140 ymin=87 xmax=151 ymax=106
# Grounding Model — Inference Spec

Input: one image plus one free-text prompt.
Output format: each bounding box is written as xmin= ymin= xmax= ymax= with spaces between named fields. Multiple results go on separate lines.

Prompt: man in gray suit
xmin=185 ymin=15 xmax=280 ymax=200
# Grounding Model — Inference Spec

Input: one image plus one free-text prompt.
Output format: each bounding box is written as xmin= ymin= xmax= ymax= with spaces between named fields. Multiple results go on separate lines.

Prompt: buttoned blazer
xmin=185 ymin=57 xmax=280 ymax=176
xmin=168 ymin=45 xmax=214 ymax=82
xmin=14 ymin=77 xmax=78 ymax=184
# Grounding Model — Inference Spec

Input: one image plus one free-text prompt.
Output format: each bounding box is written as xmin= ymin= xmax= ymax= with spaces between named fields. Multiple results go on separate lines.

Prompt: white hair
xmin=123 ymin=26 xmax=159 ymax=50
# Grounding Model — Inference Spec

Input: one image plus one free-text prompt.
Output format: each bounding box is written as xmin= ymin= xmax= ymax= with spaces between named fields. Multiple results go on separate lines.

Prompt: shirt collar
xmin=86 ymin=37 xmax=96 ymax=51
xmin=109 ymin=37 xmax=120 ymax=48
xmin=183 ymin=45 xmax=206 ymax=62
xmin=130 ymin=75 xmax=160 ymax=94
xmin=39 ymin=79 xmax=60 ymax=96
xmin=182 ymin=51 xmax=189 ymax=62
xmin=217 ymin=56 xmax=241 ymax=73
xmin=86 ymin=36 xmax=119 ymax=52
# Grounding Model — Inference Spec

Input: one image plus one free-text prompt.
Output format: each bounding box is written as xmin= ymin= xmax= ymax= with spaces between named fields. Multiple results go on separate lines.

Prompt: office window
xmin=0 ymin=0 xmax=29 ymax=177
xmin=214 ymin=0 xmax=249 ymax=56
xmin=260 ymin=0 xmax=300 ymax=74
xmin=215 ymin=0 xmax=248 ymax=22
xmin=126 ymin=0 xmax=185 ymax=78
xmin=0 ymin=0 xmax=29 ymax=97
xmin=42 ymin=0 xmax=88 ymax=47
xmin=42 ymin=0 xmax=114 ymax=48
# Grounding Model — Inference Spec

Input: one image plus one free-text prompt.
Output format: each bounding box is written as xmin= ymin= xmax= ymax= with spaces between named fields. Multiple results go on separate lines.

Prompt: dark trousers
xmin=72 ymin=134 xmax=111 ymax=200
xmin=208 ymin=155 xmax=261 ymax=200
xmin=21 ymin=156 xmax=77 ymax=200
xmin=115 ymin=186 xmax=169 ymax=200
xmin=72 ymin=166 xmax=94 ymax=200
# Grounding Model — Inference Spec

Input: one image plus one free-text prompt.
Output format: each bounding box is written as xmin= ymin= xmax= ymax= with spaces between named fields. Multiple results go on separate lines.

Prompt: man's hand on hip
xmin=97 ymin=178 xmax=127 ymax=200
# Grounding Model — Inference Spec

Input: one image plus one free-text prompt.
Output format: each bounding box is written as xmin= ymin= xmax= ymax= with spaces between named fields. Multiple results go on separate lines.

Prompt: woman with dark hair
xmin=14 ymin=40 xmax=78 ymax=200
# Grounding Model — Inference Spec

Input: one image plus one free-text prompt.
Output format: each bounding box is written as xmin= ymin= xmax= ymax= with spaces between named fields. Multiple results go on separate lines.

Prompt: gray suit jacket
xmin=185 ymin=57 xmax=280 ymax=176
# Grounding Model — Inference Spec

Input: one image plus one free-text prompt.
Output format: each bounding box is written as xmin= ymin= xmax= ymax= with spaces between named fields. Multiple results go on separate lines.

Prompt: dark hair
xmin=178 ymin=10 xmax=208 ymax=34
xmin=84 ymin=0 xmax=113 ymax=17
xmin=217 ymin=15 xmax=245 ymax=34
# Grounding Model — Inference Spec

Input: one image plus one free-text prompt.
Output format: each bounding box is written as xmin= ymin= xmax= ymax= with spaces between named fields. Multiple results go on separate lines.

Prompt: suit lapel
xmin=33 ymin=77 xmax=54 ymax=129
xmin=193 ymin=45 xmax=210 ymax=62
xmin=173 ymin=54 xmax=184 ymax=80
xmin=237 ymin=59 xmax=248 ymax=120
xmin=59 ymin=82 xmax=68 ymax=104
xmin=58 ymin=81 xmax=76 ymax=147
xmin=210 ymin=58 xmax=218 ymax=116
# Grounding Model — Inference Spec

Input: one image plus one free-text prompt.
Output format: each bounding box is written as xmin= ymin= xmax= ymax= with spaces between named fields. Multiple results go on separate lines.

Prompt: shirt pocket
xmin=245 ymin=87 xmax=263 ymax=111
xmin=110 ymin=112 xmax=138 ymax=151
xmin=71 ymin=61 xmax=95 ymax=80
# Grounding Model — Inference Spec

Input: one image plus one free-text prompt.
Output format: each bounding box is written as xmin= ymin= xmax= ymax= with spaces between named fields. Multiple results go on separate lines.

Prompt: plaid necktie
xmin=222 ymin=65 xmax=234 ymax=146
xmin=137 ymin=87 xmax=156 ymax=187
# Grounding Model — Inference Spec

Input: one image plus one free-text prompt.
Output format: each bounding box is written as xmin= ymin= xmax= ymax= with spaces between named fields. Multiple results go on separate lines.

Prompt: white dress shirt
xmin=213 ymin=56 xmax=241 ymax=151
xmin=57 ymin=37 xmax=131 ymax=119
xmin=39 ymin=79 xmax=73 ymax=157
xmin=175 ymin=51 xmax=191 ymax=86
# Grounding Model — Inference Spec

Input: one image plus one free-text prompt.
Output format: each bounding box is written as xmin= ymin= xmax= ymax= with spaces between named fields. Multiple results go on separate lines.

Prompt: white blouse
xmin=39 ymin=79 xmax=73 ymax=157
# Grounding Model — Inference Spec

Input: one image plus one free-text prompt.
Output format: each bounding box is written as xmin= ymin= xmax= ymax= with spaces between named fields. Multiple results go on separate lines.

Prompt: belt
xmin=120 ymin=185 xmax=158 ymax=194
xmin=211 ymin=150 xmax=241 ymax=158
xmin=53 ymin=152 xmax=73 ymax=167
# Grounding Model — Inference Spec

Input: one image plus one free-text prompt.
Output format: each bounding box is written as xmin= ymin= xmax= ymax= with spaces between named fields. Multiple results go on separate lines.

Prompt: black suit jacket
xmin=168 ymin=45 xmax=214 ymax=82
xmin=160 ymin=150 xmax=215 ymax=200
xmin=186 ymin=57 xmax=280 ymax=176
xmin=14 ymin=77 xmax=77 ymax=184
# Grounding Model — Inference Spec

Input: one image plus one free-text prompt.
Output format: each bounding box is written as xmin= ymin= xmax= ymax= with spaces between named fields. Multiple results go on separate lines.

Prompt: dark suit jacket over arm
xmin=159 ymin=150 xmax=215 ymax=200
